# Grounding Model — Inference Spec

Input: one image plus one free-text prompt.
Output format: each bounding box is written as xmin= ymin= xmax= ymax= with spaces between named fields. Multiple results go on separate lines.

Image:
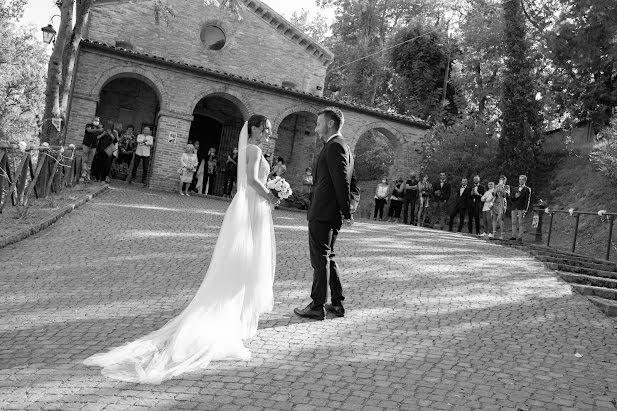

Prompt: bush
xmin=589 ymin=118 xmax=617 ymax=181
xmin=421 ymin=119 xmax=501 ymax=182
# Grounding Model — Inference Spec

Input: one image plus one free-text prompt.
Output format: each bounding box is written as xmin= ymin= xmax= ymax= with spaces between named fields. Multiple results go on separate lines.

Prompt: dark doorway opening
xmin=188 ymin=95 xmax=245 ymax=196
xmin=188 ymin=114 xmax=223 ymax=160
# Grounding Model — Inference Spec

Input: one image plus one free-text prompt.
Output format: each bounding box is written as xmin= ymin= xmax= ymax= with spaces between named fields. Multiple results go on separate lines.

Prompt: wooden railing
xmin=533 ymin=205 xmax=617 ymax=261
xmin=0 ymin=142 xmax=83 ymax=212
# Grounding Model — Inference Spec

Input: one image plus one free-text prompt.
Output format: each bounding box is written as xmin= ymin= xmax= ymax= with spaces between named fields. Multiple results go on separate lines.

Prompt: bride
xmin=84 ymin=115 xmax=279 ymax=384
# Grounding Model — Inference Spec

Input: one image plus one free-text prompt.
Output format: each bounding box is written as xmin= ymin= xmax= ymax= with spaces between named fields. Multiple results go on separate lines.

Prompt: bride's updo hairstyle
xmin=247 ymin=114 xmax=268 ymax=136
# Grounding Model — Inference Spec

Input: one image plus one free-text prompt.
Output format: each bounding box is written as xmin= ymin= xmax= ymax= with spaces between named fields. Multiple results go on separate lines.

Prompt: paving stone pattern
xmin=2 ymin=185 xmax=617 ymax=410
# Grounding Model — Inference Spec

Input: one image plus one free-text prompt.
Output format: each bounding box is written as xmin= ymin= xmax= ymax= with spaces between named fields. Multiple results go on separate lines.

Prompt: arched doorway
xmin=273 ymin=111 xmax=318 ymax=193
xmin=189 ymin=95 xmax=245 ymax=196
xmin=97 ymin=77 xmax=160 ymax=182
xmin=354 ymin=128 xmax=399 ymax=219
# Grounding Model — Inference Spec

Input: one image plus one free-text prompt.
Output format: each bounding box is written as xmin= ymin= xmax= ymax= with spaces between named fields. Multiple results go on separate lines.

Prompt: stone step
xmin=544 ymin=262 xmax=617 ymax=281
xmin=586 ymin=296 xmax=617 ymax=317
xmin=559 ymin=272 xmax=617 ymax=289
xmin=570 ymin=284 xmax=617 ymax=300
xmin=537 ymin=256 xmax=617 ymax=273
xmin=526 ymin=245 xmax=615 ymax=266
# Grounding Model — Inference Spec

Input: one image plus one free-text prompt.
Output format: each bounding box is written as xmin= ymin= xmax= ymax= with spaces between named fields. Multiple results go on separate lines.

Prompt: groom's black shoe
xmin=294 ymin=304 xmax=325 ymax=320
xmin=325 ymin=303 xmax=345 ymax=318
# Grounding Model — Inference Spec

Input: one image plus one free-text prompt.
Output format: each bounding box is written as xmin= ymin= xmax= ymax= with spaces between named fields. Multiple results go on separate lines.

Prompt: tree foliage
xmin=0 ymin=0 xmax=26 ymax=20
xmin=289 ymin=8 xmax=329 ymax=43
xmin=389 ymin=24 xmax=457 ymax=121
xmin=589 ymin=117 xmax=617 ymax=181
xmin=498 ymin=0 xmax=541 ymax=180
xmin=0 ymin=23 xmax=47 ymax=144
xmin=421 ymin=119 xmax=499 ymax=183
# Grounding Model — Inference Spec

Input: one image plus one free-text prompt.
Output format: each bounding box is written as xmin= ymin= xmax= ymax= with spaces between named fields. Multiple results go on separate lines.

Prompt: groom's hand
xmin=344 ymin=217 xmax=354 ymax=227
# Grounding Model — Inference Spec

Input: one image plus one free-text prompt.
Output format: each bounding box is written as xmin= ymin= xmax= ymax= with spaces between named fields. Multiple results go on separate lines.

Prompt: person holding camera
xmin=510 ymin=175 xmax=531 ymax=242
xmin=468 ymin=175 xmax=486 ymax=235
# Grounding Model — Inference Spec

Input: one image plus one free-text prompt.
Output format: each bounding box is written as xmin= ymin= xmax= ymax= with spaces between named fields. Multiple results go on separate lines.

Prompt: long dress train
xmin=83 ymin=123 xmax=275 ymax=384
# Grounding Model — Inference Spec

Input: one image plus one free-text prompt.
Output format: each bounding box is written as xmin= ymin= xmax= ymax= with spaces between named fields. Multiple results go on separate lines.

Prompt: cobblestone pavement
xmin=2 ymin=184 xmax=617 ymax=411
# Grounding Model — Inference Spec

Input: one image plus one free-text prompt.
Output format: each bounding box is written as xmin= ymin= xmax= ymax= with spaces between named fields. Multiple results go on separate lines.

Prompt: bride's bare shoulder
xmin=246 ymin=144 xmax=262 ymax=156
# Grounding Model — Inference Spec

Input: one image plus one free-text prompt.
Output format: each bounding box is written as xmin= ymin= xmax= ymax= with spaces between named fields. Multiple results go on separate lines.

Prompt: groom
xmin=294 ymin=107 xmax=360 ymax=320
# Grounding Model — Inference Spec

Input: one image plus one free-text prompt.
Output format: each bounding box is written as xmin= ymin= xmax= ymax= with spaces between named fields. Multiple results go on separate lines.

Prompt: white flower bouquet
xmin=266 ymin=176 xmax=293 ymax=199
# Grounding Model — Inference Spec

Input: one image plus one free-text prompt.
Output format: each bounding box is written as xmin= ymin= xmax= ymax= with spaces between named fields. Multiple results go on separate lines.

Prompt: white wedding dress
xmin=84 ymin=123 xmax=275 ymax=384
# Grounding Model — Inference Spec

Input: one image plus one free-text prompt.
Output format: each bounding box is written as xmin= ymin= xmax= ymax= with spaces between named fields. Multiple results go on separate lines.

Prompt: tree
xmin=319 ymin=0 xmax=430 ymax=107
xmin=421 ymin=118 xmax=499 ymax=182
xmin=0 ymin=0 xmax=26 ymax=20
xmin=289 ymin=8 xmax=329 ymax=43
xmin=498 ymin=0 xmax=541 ymax=179
xmin=0 ymin=23 xmax=47 ymax=144
xmin=389 ymin=23 xmax=456 ymax=121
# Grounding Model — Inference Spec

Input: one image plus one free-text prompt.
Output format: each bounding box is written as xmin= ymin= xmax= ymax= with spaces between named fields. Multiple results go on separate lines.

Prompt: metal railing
xmin=0 ymin=142 xmax=82 ymax=212
xmin=533 ymin=205 xmax=617 ymax=261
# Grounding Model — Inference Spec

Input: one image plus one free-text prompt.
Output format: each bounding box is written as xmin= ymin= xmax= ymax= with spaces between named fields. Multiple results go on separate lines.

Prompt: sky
xmin=19 ymin=0 xmax=333 ymax=32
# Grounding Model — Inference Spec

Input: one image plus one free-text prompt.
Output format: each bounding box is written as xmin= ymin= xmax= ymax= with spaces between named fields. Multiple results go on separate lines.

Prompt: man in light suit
xmin=294 ymin=107 xmax=360 ymax=320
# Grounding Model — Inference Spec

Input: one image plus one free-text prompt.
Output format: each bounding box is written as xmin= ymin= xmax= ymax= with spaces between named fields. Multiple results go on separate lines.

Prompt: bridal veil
xmin=84 ymin=121 xmax=276 ymax=384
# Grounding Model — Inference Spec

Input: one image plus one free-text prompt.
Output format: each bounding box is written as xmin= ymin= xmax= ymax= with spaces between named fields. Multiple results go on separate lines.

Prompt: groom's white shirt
xmin=325 ymin=133 xmax=341 ymax=144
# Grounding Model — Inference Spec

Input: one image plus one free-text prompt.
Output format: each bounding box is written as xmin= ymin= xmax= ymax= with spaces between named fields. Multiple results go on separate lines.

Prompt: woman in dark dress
xmin=93 ymin=121 xmax=118 ymax=183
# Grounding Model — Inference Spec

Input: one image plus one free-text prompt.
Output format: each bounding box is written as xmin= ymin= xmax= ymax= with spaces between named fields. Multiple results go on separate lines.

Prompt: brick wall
xmin=87 ymin=0 xmax=327 ymax=95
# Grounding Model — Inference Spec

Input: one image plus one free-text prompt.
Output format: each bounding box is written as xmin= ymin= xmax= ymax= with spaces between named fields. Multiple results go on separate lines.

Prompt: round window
xmin=201 ymin=25 xmax=226 ymax=50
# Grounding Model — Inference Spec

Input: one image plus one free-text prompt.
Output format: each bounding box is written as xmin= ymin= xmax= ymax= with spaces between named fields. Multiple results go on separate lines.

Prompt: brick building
xmin=65 ymin=0 xmax=429 ymax=192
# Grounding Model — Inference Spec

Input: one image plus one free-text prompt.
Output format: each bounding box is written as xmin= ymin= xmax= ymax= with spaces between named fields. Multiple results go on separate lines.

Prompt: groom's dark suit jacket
xmin=308 ymin=135 xmax=360 ymax=225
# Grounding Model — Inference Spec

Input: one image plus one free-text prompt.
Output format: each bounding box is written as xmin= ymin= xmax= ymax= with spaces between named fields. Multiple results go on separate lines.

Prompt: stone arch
xmin=272 ymin=104 xmax=320 ymax=137
xmin=351 ymin=120 xmax=407 ymax=151
xmin=271 ymin=108 xmax=320 ymax=190
xmin=89 ymin=65 xmax=167 ymax=110
xmin=186 ymin=87 xmax=251 ymax=121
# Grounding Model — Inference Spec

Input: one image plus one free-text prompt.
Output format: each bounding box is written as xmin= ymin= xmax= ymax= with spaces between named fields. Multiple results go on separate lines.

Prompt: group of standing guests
xmin=81 ymin=116 xmax=153 ymax=185
xmin=374 ymin=172 xmax=532 ymax=241
xmin=373 ymin=173 xmax=437 ymax=227
xmin=178 ymin=142 xmax=239 ymax=197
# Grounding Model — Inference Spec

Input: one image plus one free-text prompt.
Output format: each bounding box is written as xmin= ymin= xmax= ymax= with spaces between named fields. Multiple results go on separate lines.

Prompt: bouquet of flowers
xmin=266 ymin=176 xmax=293 ymax=199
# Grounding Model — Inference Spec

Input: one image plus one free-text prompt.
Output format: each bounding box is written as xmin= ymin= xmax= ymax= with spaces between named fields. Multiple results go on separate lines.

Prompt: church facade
xmin=65 ymin=0 xmax=429 ymax=192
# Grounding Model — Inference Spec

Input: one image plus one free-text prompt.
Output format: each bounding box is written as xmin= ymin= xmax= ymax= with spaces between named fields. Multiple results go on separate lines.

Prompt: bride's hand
xmin=267 ymin=193 xmax=279 ymax=207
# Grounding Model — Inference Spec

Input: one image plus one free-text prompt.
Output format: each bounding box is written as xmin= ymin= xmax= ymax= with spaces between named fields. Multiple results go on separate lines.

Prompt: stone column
xmin=149 ymin=110 xmax=194 ymax=192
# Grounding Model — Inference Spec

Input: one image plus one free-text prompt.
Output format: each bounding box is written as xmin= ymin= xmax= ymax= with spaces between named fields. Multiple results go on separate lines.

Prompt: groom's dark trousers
xmin=307 ymin=134 xmax=359 ymax=309
xmin=308 ymin=220 xmax=344 ymax=307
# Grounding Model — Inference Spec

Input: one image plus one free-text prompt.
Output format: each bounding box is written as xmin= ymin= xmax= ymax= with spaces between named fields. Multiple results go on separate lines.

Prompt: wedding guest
xmin=401 ymin=173 xmax=419 ymax=224
xmin=449 ymin=178 xmax=471 ymax=232
xmin=188 ymin=141 xmax=203 ymax=193
xmin=373 ymin=177 xmax=389 ymax=221
xmin=416 ymin=174 xmax=432 ymax=227
xmin=92 ymin=120 xmax=118 ymax=183
xmin=302 ymin=167 xmax=314 ymax=197
xmin=130 ymin=126 xmax=154 ymax=186
xmin=386 ymin=178 xmax=403 ymax=222
xmin=106 ymin=122 xmax=121 ymax=181
xmin=492 ymin=175 xmax=510 ymax=239
xmin=179 ymin=144 xmax=198 ymax=196
xmin=271 ymin=157 xmax=287 ymax=178
xmin=468 ymin=175 xmax=486 ymax=234
xmin=81 ymin=116 xmax=103 ymax=180
xmin=510 ymin=174 xmax=531 ymax=242
xmin=480 ymin=181 xmax=495 ymax=237
xmin=205 ymin=155 xmax=218 ymax=195
xmin=432 ymin=172 xmax=451 ymax=229
xmin=117 ymin=125 xmax=136 ymax=165
xmin=223 ymin=147 xmax=238 ymax=197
